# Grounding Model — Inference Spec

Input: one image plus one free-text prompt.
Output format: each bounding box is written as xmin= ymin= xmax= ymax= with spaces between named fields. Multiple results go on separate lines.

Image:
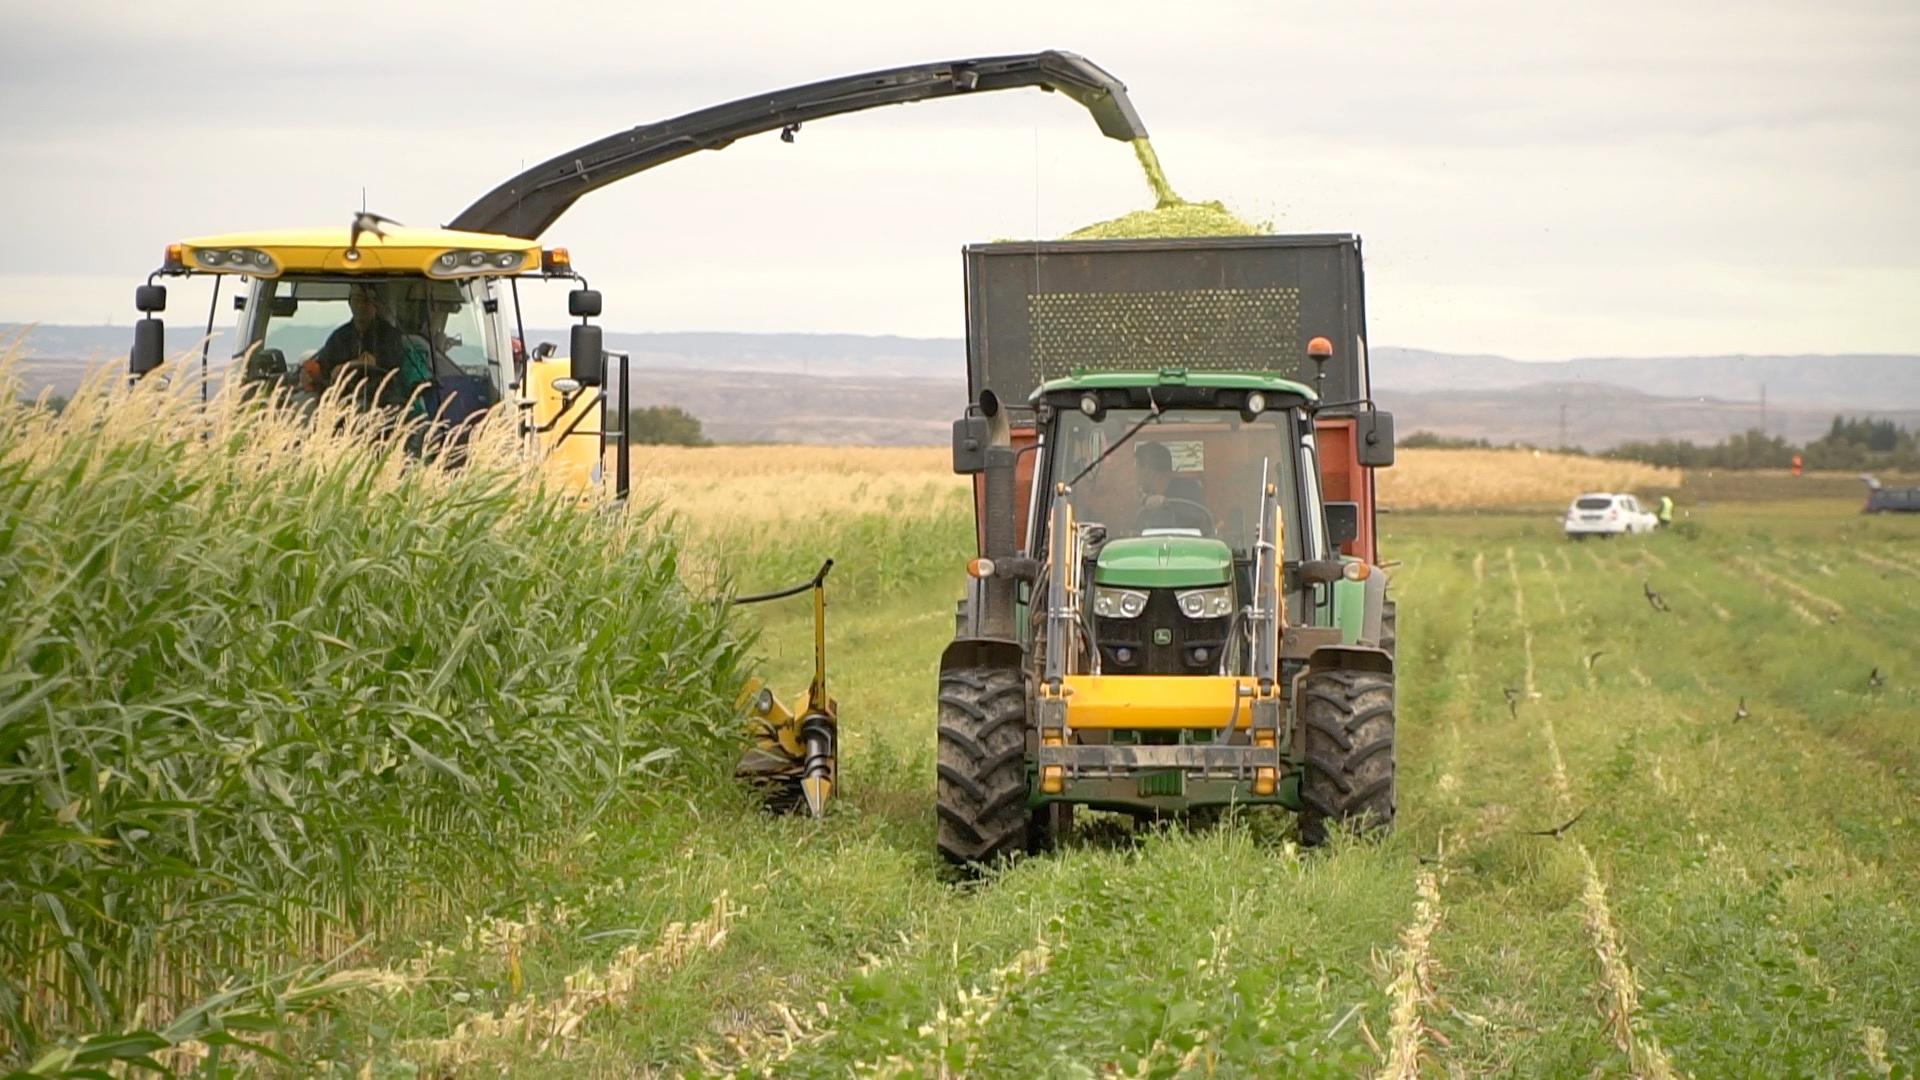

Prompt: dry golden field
xmin=631 ymin=445 xmax=1683 ymax=522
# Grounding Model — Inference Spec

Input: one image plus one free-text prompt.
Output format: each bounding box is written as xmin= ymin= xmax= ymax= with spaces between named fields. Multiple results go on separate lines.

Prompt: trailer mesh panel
xmin=1028 ymin=287 xmax=1301 ymax=383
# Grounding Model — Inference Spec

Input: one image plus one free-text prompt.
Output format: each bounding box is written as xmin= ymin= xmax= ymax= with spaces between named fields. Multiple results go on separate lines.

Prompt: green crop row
xmin=0 ymin=365 xmax=750 ymax=1064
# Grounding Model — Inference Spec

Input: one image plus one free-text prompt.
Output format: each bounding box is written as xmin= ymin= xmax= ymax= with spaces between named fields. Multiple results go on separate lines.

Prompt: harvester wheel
xmin=937 ymin=667 xmax=1034 ymax=867
xmin=1380 ymin=598 xmax=1398 ymax=660
xmin=1299 ymin=668 xmax=1396 ymax=846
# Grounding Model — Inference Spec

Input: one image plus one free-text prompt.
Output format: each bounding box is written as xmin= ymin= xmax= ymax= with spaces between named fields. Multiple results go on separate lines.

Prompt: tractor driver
xmin=1135 ymin=440 xmax=1211 ymax=532
xmin=305 ymin=283 xmax=408 ymax=404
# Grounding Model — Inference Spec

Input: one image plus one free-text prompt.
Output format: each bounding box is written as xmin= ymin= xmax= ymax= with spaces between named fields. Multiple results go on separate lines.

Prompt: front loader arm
xmin=449 ymin=50 xmax=1149 ymax=239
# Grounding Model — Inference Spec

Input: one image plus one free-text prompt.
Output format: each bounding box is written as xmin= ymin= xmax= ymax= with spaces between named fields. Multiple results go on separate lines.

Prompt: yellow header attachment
xmin=165 ymin=226 xmax=544 ymax=278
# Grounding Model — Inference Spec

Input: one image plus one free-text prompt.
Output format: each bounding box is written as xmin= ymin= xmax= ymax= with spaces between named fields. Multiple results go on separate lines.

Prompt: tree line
xmin=1403 ymin=416 xmax=1919 ymax=471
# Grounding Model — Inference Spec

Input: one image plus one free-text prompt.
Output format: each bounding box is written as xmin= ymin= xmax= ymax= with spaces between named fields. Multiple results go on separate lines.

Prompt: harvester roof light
xmin=1307 ymin=336 xmax=1334 ymax=359
xmin=542 ymin=247 xmax=572 ymax=273
xmin=190 ymin=246 xmax=279 ymax=276
xmin=967 ymin=557 xmax=996 ymax=579
xmin=164 ymin=244 xmax=185 ymax=269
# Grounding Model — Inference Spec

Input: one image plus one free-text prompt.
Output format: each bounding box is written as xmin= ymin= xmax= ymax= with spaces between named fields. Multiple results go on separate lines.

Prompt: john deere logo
xmin=1153 ymin=628 xmax=1173 ymax=646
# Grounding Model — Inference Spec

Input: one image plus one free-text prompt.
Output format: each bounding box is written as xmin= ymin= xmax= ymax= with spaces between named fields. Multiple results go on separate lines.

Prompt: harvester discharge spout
xmin=731 ymin=559 xmax=839 ymax=817
xmin=449 ymin=51 xmax=1149 ymax=239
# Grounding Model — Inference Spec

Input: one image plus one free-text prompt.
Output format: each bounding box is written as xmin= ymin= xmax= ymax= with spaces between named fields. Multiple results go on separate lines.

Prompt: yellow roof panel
xmin=180 ymin=226 xmax=539 ymax=253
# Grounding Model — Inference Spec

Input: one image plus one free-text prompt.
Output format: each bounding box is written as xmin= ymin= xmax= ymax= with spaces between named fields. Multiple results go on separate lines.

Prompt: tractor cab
xmin=1032 ymin=374 xmax=1325 ymax=669
xmin=127 ymin=226 xmax=613 ymax=488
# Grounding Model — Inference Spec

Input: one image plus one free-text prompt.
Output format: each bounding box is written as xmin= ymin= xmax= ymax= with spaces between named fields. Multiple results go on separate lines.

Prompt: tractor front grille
xmin=1097 ymin=589 xmax=1229 ymax=675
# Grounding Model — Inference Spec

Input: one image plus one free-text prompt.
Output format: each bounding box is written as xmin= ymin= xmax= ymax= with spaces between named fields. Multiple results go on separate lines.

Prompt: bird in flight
xmin=1643 ymin=581 xmax=1669 ymax=612
xmin=1526 ymin=808 xmax=1586 ymax=839
xmin=350 ymin=211 xmax=401 ymax=251
xmin=1868 ymin=667 xmax=1886 ymax=689
xmin=1734 ymin=697 xmax=1749 ymax=721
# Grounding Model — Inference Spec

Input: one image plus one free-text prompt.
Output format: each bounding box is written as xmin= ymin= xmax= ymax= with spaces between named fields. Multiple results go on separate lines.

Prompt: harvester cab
xmin=128 ymin=226 xmax=618 ymax=490
xmin=939 ymin=236 xmax=1399 ymax=866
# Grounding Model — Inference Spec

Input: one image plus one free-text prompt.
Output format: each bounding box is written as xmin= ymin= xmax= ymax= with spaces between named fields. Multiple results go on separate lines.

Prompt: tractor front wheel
xmin=1299 ymin=668 xmax=1396 ymax=846
xmin=937 ymin=666 xmax=1035 ymax=867
xmin=1380 ymin=597 xmax=1398 ymax=660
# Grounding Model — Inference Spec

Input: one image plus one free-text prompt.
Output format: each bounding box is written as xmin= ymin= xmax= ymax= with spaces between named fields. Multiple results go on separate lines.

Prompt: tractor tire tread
xmin=937 ymin=666 xmax=1041 ymax=868
xmin=1298 ymin=668 xmax=1396 ymax=847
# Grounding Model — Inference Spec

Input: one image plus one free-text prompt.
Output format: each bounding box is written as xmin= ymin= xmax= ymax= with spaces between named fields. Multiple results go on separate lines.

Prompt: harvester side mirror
xmin=1356 ymin=410 xmax=1396 ymax=468
xmin=270 ymin=296 xmax=300 ymax=317
xmin=568 ymin=289 xmax=603 ymax=318
xmin=952 ymin=415 xmax=991 ymax=475
xmin=130 ymin=318 xmax=165 ymax=377
xmin=569 ymin=324 xmax=604 ymax=387
xmin=135 ymin=284 xmax=167 ymax=313
xmin=1325 ymin=501 xmax=1360 ymax=547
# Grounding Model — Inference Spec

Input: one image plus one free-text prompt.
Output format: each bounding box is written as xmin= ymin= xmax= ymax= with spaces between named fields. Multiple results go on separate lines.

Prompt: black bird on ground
xmin=1526 ymin=808 xmax=1587 ymax=839
xmin=1643 ymin=581 xmax=1669 ymax=612
xmin=349 ymin=211 xmax=401 ymax=251
xmin=1869 ymin=667 xmax=1886 ymax=689
xmin=1585 ymin=650 xmax=1605 ymax=671
xmin=1735 ymin=697 xmax=1750 ymax=721
xmin=1503 ymin=686 xmax=1523 ymax=719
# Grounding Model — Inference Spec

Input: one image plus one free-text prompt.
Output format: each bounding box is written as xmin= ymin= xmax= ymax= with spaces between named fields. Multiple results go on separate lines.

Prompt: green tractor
xmin=938 ymin=236 xmax=1397 ymax=865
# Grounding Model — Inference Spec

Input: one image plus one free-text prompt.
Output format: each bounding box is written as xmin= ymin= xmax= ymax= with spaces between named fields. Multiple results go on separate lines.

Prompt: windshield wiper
xmin=1066 ymin=390 xmax=1160 ymax=490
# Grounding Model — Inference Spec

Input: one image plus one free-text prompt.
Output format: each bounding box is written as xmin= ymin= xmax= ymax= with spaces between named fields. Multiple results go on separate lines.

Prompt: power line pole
xmin=1759 ymin=381 xmax=1767 ymax=437
xmin=1558 ymin=401 xmax=1568 ymax=450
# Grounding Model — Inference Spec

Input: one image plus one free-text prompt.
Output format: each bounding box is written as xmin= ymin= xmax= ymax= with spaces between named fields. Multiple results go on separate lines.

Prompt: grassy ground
xmin=303 ymin=485 xmax=1920 ymax=1078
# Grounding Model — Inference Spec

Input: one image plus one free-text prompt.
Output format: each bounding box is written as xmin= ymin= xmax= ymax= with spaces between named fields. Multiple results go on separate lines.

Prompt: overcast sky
xmin=1 ymin=0 xmax=1915 ymax=359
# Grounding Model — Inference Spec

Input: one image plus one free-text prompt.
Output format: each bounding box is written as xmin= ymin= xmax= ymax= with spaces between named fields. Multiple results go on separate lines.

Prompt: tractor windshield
xmin=235 ymin=277 xmax=504 ymax=420
xmin=1053 ymin=407 xmax=1304 ymax=559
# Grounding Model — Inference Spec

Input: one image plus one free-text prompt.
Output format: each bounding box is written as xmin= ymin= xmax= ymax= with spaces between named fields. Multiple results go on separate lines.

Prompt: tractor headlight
xmin=1175 ymin=586 xmax=1234 ymax=619
xmin=1245 ymin=391 xmax=1266 ymax=415
xmin=1093 ymin=587 xmax=1148 ymax=619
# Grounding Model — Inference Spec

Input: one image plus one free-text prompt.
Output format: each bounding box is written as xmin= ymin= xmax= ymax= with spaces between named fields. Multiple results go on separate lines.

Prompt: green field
xmin=5 ymin=388 xmax=1916 ymax=1077
xmin=305 ymin=495 xmax=1919 ymax=1077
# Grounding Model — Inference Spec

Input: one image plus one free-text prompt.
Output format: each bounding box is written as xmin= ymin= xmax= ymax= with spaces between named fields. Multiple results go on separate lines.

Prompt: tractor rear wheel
xmin=937 ymin=667 xmax=1034 ymax=867
xmin=1299 ymin=668 xmax=1396 ymax=846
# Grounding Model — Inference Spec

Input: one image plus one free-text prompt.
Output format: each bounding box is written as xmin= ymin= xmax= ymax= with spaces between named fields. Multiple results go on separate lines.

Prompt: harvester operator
xmin=305 ymin=283 xmax=409 ymax=403
xmin=1135 ymin=440 xmax=1211 ymax=532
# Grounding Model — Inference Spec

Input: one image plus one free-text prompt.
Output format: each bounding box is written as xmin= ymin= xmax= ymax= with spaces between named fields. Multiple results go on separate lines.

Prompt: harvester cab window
xmin=241 ymin=278 xmax=501 ymax=420
xmin=1053 ymin=408 xmax=1303 ymax=561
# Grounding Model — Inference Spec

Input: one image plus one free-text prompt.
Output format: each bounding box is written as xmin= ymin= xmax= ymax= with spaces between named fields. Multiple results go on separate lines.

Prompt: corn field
xmin=0 ymin=360 xmax=748 ymax=1065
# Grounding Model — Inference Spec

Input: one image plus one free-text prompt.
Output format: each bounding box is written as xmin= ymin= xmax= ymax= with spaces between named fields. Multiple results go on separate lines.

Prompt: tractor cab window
xmin=238 ymin=277 xmax=501 ymax=421
xmin=1052 ymin=407 xmax=1304 ymax=561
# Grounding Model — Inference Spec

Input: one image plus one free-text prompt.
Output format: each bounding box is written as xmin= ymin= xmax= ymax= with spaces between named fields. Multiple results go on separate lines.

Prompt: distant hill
xmin=7 ymin=324 xmax=1915 ymax=448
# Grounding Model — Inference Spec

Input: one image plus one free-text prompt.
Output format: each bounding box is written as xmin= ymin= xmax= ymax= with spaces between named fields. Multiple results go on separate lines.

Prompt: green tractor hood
xmin=1095 ymin=535 xmax=1233 ymax=589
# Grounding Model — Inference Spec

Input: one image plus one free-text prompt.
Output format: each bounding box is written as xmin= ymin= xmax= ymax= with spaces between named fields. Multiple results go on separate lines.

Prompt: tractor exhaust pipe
xmin=977 ymin=390 xmax=1018 ymax=639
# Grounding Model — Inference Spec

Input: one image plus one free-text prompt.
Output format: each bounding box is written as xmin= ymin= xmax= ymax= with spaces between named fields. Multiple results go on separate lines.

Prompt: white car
xmin=1563 ymin=493 xmax=1658 ymax=539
